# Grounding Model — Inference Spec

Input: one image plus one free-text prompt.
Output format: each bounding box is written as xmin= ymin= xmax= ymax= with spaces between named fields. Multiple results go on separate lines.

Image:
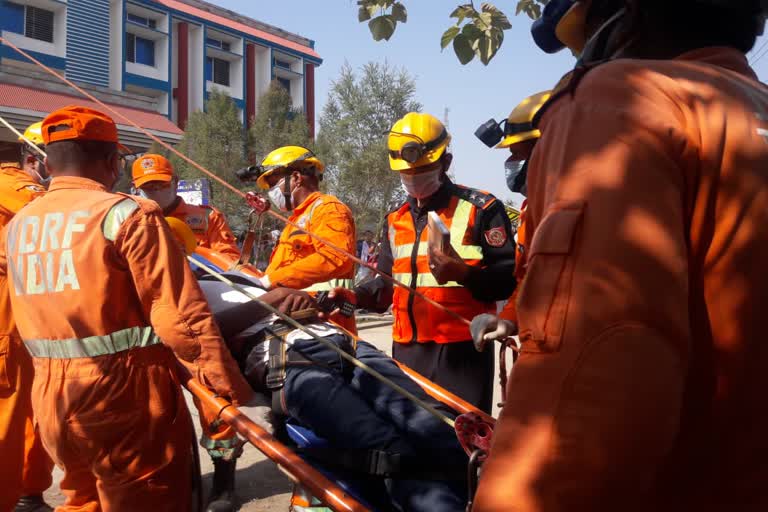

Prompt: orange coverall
xmin=264 ymin=191 xmax=356 ymax=332
xmin=169 ymin=197 xmax=240 ymax=261
xmin=474 ymin=47 xmax=768 ymax=511
xmin=0 ymin=176 xmax=252 ymax=511
xmin=0 ymin=163 xmax=52 ymax=511
xmin=499 ymin=201 xmax=527 ymax=323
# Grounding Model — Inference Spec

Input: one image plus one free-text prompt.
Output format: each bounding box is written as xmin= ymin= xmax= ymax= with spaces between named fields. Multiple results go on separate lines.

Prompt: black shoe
xmin=13 ymin=495 xmax=53 ymax=512
xmin=206 ymin=459 xmax=238 ymax=512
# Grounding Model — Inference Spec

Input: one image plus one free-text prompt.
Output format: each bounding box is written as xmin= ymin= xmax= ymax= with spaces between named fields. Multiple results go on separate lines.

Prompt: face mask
xmin=268 ymin=178 xmax=293 ymax=211
xmin=137 ymin=185 xmax=177 ymax=210
xmin=400 ymin=168 xmax=443 ymax=199
xmin=505 ymin=158 xmax=529 ymax=196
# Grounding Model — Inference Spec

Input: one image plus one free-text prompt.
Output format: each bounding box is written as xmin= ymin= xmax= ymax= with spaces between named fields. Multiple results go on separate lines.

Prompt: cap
xmin=132 ymin=153 xmax=175 ymax=188
xmin=41 ymin=105 xmax=128 ymax=151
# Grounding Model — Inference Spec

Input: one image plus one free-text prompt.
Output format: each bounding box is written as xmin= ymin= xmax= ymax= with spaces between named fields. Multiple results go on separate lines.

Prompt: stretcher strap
xmin=297 ymin=447 xmax=466 ymax=481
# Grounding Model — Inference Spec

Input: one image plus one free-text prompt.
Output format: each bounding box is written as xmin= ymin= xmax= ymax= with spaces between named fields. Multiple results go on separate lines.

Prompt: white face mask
xmin=400 ymin=168 xmax=443 ymax=199
xmin=268 ymin=178 xmax=292 ymax=211
xmin=137 ymin=185 xmax=177 ymax=210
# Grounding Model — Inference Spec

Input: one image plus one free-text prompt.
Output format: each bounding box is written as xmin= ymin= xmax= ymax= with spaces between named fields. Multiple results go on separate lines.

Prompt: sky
xmin=214 ymin=1 xmax=768 ymax=206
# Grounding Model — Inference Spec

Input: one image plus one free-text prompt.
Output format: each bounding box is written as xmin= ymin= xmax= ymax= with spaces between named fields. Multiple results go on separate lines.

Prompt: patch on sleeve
xmin=484 ymin=226 xmax=508 ymax=247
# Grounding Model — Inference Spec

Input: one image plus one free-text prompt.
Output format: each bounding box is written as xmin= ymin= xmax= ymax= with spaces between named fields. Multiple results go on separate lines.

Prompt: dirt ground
xmin=43 ymin=317 xmax=507 ymax=511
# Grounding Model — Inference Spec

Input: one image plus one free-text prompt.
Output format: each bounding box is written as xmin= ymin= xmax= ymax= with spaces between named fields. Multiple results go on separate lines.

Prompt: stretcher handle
xmin=178 ymin=364 xmax=371 ymax=512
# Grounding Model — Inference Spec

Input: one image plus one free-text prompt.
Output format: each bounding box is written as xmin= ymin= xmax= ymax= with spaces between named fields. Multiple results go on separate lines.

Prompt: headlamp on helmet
xmin=388 ymin=129 xmax=448 ymax=164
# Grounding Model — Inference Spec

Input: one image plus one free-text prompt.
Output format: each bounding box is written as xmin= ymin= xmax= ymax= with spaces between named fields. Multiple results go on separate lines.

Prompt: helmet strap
xmin=282 ymin=172 xmax=293 ymax=211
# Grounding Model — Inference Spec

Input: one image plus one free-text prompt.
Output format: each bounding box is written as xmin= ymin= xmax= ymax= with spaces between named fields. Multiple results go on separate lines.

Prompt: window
xmin=206 ymin=57 xmax=230 ymax=86
xmin=127 ymin=13 xmax=157 ymax=29
xmin=277 ymin=77 xmax=291 ymax=92
xmin=206 ymin=38 xmax=230 ymax=52
xmin=126 ymin=33 xmax=155 ymax=66
xmin=25 ymin=6 xmax=54 ymax=42
xmin=5 ymin=3 xmax=55 ymax=43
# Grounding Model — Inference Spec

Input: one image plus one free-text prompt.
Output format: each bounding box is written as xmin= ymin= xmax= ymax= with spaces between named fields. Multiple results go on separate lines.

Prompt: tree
xmin=317 ymin=61 xmax=421 ymax=233
xmin=249 ymin=80 xmax=312 ymax=162
xmin=171 ymin=89 xmax=250 ymax=232
xmin=356 ymin=0 xmax=547 ymax=65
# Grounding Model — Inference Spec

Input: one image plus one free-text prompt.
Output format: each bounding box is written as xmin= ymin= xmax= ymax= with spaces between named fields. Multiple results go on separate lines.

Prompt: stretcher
xmin=184 ymin=249 xmax=497 ymax=512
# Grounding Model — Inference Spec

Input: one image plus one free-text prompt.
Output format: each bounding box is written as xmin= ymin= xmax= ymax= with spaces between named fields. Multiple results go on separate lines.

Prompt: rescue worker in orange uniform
xmin=472 ymin=1 xmax=768 ymax=510
xmin=254 ymin=146 xmax=356 ymax=331
xmin=0 ymin=123 xmax=54 ymax=512
xmin=0 ymin=106 xmax=253 ymax=511
xmin=255 ymin=146 xmax=356 ymax=290
xmin=131 ymin=153 xmax=240 ymax=261
xmin=337 ymin=113 xmax=517 ymax=413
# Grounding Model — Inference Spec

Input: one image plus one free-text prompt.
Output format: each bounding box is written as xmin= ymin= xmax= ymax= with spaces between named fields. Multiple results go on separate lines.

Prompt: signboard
xmin=177 ymin=178 xmax=211 ymax=206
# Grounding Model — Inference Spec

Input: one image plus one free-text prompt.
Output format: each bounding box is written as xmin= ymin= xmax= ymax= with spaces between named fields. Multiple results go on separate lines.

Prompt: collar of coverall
xmin=406 ymin=178 xmax=454 ymax=214
xmin=290 ymin=190 xmax=322 ymax=216
xmin=48 ymin=176 xmax=108 ymax=192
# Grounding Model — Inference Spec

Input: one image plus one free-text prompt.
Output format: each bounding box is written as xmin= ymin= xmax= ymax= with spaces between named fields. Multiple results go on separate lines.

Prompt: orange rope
xmin=0 ymin=35 xmax=471 ymax=326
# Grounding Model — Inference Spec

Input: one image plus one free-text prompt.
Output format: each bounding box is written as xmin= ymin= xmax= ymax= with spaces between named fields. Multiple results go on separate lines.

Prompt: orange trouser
xmin=195 ymin=397 xmax=242 ymax=461
xmin=32 ymin=344 xmax=194 ymax=512
xmin=0 ymin=335 xmax=53 ymax=512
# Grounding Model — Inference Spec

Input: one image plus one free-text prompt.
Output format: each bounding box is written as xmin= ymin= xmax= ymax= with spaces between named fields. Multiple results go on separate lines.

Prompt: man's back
xmin=479 ymin=47 xmax=768 ymax=511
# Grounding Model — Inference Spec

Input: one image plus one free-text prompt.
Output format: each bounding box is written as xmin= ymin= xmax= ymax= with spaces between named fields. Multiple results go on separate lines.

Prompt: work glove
xmin=238 ymin=392 xmax=276 ymax=435
xmin=470 ymin=313 xmax=518 ymax=353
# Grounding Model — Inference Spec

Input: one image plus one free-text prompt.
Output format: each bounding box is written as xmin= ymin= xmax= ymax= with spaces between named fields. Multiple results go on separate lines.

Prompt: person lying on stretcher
xmin=198 ymin=272 xmax=469 ymax=512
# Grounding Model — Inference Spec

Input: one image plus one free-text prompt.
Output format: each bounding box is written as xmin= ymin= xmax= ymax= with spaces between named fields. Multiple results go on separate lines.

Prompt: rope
xmin=0 ymin=35 xmax=472 ymax=328
xmin=190 ymin=255 xmax=456 ymax=429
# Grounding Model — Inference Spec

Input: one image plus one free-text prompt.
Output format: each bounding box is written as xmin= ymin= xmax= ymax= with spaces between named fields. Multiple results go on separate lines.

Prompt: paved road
xmin=44 ymin=318 xmax=508 ymax=510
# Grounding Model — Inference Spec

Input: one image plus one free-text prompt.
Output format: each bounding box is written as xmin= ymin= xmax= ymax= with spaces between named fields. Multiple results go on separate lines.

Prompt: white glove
xmin=470 ymin=313 xmax=518 ymax=353
xmin=238 ymin=392 xmax=276 ymax=435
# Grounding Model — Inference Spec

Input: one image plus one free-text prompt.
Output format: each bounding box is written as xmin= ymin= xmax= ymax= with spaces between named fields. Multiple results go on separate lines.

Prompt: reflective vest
xmin=388 ymin=194 xmax=495 ymax=343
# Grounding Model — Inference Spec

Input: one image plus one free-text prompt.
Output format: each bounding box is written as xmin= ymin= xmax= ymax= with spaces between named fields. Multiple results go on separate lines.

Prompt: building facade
xmin=0 ymin=0 xmax=321 ymax=156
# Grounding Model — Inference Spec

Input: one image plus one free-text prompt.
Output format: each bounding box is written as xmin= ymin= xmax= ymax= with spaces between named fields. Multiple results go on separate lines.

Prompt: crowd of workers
xmin=2 ymin=0 xmax=768 ymax=510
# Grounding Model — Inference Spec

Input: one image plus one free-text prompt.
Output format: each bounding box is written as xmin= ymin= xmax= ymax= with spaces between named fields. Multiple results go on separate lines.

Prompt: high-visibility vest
xmin=388 ymin=193 xmax=495 ymax=343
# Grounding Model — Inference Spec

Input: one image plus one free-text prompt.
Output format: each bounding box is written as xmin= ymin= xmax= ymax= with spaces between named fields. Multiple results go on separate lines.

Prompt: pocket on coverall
xmin=0 ymin=335 xmax=14 ymax=392
xmin=516 ymin=201 xmax=584 ymax=353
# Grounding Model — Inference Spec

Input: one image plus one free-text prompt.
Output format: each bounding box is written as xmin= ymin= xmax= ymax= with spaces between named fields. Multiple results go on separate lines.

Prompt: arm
xmin=353 ymin=222 xmax=394 ymax=312
xmin=462 ymin=199 xmax=517 ymax=302
xmin=206 ymin=208 xmax=242 ymax=260
xmin=473 ymin=94 xmax=692 ymax=510
xmin=116 ymin=202 xmax=253 ymax=405
xmin=264 ymin=201 xmax=356 ymax=289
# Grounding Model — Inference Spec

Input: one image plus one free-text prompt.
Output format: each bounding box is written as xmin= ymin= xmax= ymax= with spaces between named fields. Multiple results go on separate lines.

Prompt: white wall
xmin=109 ymin=0 xmax=123 ymax=90
xmin=188 ymin=23 xmax=204 ymax=114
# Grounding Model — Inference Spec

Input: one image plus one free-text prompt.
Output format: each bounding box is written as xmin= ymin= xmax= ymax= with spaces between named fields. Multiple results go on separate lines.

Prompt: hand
xmin=238 ymin=392 xmax=275 ymax=435
xmin=428 ymin=245 xmax=471 ymax=285
xmin=320 ymin=287 xmax=357 ymax=319
xmin=470 ymin=313 xmax=518 ymax=352
xmin=274 ymin=288 xmax=316 ymax=315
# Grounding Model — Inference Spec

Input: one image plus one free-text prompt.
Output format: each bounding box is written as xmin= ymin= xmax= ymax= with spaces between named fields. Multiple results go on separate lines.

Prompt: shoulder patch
xmin=453 ymin=185 xmax=495 ymax=209
xmin=103 ymin=198 xmax=141 ymax=241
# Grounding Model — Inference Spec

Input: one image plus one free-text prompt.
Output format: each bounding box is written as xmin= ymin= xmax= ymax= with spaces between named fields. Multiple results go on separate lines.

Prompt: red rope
xmin=0 ymin=35 xmax=471 ymax=327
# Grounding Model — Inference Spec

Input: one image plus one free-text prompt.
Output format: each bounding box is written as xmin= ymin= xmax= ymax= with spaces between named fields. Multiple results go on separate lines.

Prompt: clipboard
xmin=428 ymin=211 xmax=450 ymax=252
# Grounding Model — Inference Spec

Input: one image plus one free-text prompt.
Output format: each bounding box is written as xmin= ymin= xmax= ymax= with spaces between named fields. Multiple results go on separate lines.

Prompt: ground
xmin=43 ymin=317 xmax=507 ymax=511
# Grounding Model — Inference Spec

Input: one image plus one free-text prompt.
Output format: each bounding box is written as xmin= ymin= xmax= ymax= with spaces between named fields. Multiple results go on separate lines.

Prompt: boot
xmin=13 ymin=495 xmax=53 ymax=512
xmin=205 ymin=458 xmax=238 ymax=512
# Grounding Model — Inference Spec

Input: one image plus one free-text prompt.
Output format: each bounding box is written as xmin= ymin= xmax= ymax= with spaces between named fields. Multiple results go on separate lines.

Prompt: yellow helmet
xmin=388 ymin=112 xmax=451 ymax=172
xmin=165 ymin=216 xmax=198 ymax=255
xmin=495 ymin=91 xmax=552 ymax=149
xmin=256 ymin=146 xmax=324 ymax=190
xmin=19 ymin=122 xmax=44 ymax=147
